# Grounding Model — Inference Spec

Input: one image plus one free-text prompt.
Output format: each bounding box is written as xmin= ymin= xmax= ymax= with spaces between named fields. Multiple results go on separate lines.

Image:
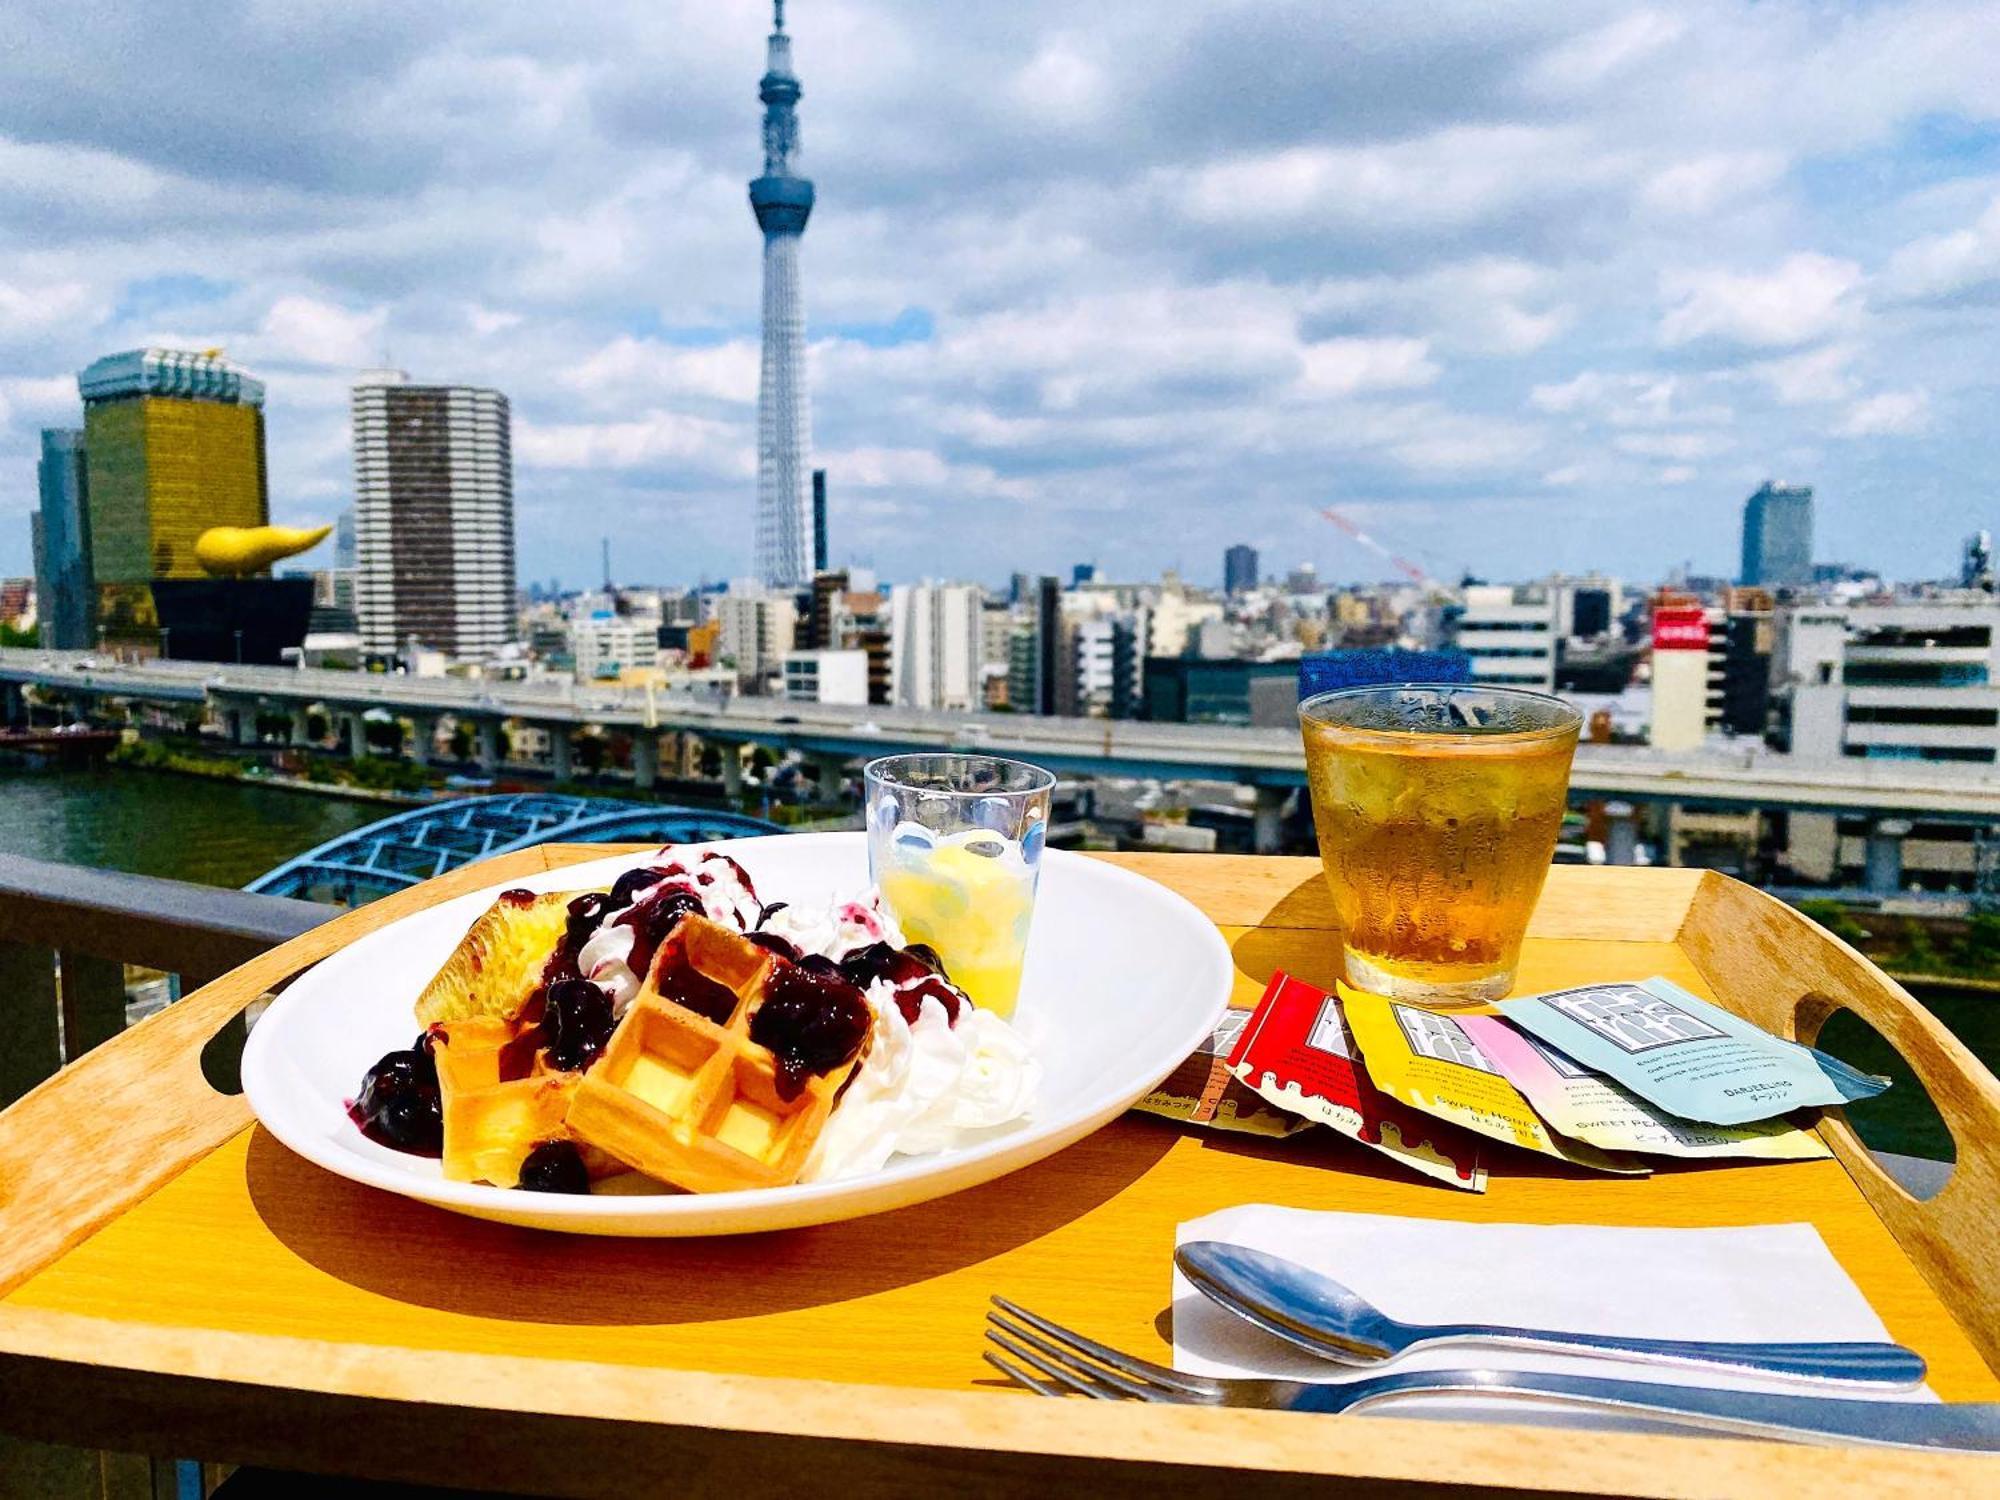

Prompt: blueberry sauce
xmin=617 ymin=886 xmax=705 ymax=985
xmin=749 ymin=962 xmax=873 ymax=1101
xmin=896 ymin=975 xmax=964 ymax=1027
xmin=654 ymin=947 xmax=741 ymax=1026
xmin=746 ymin=929 xmax=802 ymax=962
xmin=348 ymin=1034 xmax=443 ymax=1156
xmin=517 ymin=1139 xmax=591 ymax=1194
xmin=610 ymin=866 xmax=667 ymax=908
xmin=542 ymin=976 xmax=617 ymax=1071
xmin=838 ymin=941 xmax=966 ymax=1026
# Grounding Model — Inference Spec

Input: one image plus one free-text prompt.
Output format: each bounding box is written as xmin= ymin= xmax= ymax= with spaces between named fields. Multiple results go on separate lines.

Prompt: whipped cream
xmin=579 ymin=849 xmax=764 ymax=1013
xmin=577 ymin=920 xmax=642 ymax=1012
xmin=651 ymin=849 xmax=762 ymax=929
xmin=803 ymin=982 xmax=1041 ymax=1182
xmin=758 ymin=890 xmax=904 ymax=962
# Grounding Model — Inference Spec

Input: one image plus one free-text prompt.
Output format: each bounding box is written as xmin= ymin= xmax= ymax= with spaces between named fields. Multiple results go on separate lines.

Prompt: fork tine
xmin=985 ymin=1327 xmax=1126 ymax=1399
xmin=984 ymin=1349 xmax=1066 ymax=1398
xmin=990 ymin=1296 xmax=1219 ymax=1395
xmin=988 ymin=1313 xmax=1176 ymax=1401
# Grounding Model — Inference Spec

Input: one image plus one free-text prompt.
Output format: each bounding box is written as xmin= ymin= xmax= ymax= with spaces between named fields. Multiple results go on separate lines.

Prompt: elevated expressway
xmin=7 ymin=651 xmax=2000 ymax=840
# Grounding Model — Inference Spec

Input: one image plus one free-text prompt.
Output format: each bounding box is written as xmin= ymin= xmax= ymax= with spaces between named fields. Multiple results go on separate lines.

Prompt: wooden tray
xmin=2 ymin=850 xmax=1997 ymax=1498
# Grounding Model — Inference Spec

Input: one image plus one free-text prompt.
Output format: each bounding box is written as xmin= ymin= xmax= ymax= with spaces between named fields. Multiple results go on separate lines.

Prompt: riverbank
xmin=111 ymin=737 xmax=433 ymax=804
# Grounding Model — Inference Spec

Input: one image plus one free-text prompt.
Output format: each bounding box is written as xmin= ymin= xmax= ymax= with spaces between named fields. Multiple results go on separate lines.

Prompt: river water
xmin=0 ymin=764 xmax=386 ymax=888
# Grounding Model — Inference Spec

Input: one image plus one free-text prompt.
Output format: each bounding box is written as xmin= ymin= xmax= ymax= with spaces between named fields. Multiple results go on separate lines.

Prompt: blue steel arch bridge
xmin=247 ymin=794 xmax=781 ymax=906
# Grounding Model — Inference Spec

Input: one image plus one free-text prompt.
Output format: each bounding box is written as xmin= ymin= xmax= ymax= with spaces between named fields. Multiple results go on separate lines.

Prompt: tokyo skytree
xmin=750 ymin=0 xmax=815 ymax=588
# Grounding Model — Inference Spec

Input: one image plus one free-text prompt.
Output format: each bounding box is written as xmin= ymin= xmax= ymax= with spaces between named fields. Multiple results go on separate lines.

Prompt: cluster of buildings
xmin=28 ymin=347 xmax=517 ymax=670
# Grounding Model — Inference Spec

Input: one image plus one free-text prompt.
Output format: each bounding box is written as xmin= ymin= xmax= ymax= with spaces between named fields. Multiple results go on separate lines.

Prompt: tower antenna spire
xmin=749 ymin=0 xmax=815 ymax=587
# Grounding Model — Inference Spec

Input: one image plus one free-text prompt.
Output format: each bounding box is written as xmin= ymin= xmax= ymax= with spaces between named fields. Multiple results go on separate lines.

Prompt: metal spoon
xmin=1175 ymin=1240 xmax=1928 ymax=1389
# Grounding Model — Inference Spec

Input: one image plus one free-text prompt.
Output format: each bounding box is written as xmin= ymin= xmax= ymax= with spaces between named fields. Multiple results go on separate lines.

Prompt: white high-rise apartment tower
xmin=889 ymin=583 xmax=983 ymax=711
xmin=351 ymin=370 xmax=517 ymax=659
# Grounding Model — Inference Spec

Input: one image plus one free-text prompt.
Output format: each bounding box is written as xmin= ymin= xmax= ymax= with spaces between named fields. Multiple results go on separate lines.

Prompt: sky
xmin=2 ymin=1 xmax=1999 ymax=592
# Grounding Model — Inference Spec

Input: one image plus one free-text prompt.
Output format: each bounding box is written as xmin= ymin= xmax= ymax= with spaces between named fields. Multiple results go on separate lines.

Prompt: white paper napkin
xmin=1174 ymin=1206 xmax=1934 ymax=1430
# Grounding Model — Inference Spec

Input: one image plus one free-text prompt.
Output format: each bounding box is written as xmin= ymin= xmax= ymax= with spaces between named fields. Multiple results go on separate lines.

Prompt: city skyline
xmin=2 ymin=2 xmax=1999 ymax=590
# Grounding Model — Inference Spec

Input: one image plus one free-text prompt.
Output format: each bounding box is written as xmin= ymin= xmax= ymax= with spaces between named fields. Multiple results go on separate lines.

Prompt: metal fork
xmin=983 ymin=1298 xmax=2000 ymax=1453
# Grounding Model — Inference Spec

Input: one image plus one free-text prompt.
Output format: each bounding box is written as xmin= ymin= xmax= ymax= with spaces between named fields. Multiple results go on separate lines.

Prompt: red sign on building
xmin=1652 ymin=606 xmax=1710 ymax=651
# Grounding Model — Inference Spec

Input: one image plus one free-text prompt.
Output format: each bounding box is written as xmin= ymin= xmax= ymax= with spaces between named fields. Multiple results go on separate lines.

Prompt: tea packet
xmin=1456 ymin=1015 xmax=1832 ymax=1162
xmin=1496 ymin=978 xmax=1889 ymax=1127
xmin=1134 ymin=1006 xmax=1315 ymax=1138
xmin=1339 ymin=990 xmax=1647 ymax=1176
xmin=1224 ymin=973 xmax=1487 ymax=1190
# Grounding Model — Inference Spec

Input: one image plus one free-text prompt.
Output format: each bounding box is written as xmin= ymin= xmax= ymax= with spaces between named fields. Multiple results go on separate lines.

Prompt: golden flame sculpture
xmin=194 ymin=524 xmax=334 ymax=578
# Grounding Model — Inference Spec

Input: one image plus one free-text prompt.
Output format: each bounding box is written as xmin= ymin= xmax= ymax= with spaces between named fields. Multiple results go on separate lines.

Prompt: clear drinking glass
xmin=864 ymin=754 xmax=1055 ymax=1019
xmin=1299 ymin=684 xmax=1582 ymax=1007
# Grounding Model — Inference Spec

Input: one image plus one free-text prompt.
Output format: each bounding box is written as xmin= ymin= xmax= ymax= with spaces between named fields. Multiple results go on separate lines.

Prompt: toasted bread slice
xmin=414 ymin=890 xmax=580 ymax=1026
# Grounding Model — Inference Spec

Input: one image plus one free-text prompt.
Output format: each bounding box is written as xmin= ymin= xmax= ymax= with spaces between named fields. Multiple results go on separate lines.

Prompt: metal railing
xmin=0 ymin=854 xmax=333 ymax=1107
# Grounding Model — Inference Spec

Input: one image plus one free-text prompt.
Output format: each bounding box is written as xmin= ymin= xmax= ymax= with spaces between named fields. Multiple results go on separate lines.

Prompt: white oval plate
xmin=243 ymin=832 xmax=1233 ymax=1235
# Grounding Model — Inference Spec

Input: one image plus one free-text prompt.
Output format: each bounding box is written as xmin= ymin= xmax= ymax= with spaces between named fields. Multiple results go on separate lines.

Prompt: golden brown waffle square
xmin=442 ymin=1073 xmax=579 ymax=1188
xmin=432 ymin=1014 xmax=607 ymax=1187
xmin=565 ymin=916 xmax=859 ymax=1193
xmin=429 ymin=1016 xmax=536 ymax=1096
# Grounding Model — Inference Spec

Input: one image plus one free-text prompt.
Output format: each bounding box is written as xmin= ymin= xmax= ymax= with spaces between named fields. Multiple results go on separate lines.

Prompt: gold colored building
xmin=79 ymin=348 xmax=269 ymax=642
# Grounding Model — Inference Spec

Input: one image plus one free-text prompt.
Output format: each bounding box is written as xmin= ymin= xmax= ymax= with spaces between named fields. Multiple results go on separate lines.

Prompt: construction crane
xmin=1317 ymin=507 xmax=1452 ymax=594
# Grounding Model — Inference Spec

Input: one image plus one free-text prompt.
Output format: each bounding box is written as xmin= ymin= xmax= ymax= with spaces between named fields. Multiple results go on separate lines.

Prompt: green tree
xmin=1794 ymin=899 xmax=1870 ymax=947
xmin=1952 ymin=914 xmax=2000 ymax=979
xmin=1897 ymin=918 xmax=1940 ymax=975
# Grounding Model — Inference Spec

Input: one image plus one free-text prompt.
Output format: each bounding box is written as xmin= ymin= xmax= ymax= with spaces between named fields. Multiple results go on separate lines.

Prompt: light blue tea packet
xmin=1496 ymin=978 xmax=1889 ymax=1126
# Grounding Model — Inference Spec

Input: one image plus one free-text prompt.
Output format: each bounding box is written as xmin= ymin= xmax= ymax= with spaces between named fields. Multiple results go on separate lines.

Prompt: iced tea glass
xmin=864 ymin=753 xmax=1055 ymax=1019
xmin=1300 ymin=684 xmax=1581 ymax=1007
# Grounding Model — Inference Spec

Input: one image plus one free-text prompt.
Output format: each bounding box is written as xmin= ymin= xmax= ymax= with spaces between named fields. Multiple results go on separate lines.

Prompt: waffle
xmin=431 ymin=1016 xmax=621 ymax=1187
xmin=443 ymin=1073 xmax=581 ymax=1188
xmin=565 ymin=916 xmax=860 ymax=1193
xmin=415 ymin=890 xmax=581 ymax=1026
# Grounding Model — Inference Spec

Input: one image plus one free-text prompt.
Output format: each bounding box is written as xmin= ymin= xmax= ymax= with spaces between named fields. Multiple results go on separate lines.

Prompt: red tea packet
xmin=1225 ymin=972 xmax=1487 ymax=1191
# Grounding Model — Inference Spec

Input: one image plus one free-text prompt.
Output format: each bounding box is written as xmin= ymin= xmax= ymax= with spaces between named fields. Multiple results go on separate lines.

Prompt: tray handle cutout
xmin=1678 ymin=871 xmax=2000 ymax=1378
xmin=0 ymin=847 xmax=563 ymax=1298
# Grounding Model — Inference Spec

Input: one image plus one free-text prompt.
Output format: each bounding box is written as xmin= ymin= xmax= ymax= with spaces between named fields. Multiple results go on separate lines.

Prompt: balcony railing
xmin=0 ymin=854 xmax=332 ymax=1108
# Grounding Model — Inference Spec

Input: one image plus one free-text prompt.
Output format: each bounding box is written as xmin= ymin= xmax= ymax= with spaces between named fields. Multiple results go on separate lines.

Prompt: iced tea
xmin=1300 ymin=685 xmax=1581 ymax=1006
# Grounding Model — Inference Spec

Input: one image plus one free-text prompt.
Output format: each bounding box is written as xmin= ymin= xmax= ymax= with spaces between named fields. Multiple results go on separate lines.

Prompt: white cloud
xmin=1170 ymin=125 xmax=1620 ymax=233
xmin=1657 ymin=464 xmax=1696 ymax=483
xmin=252 ymin=296 xmax=388 ymax=368
xmin=1528 ymin=11 xmax=1686 ymax=94
xmin=1613 ymin=431 xmax=1729 ymax=461
xmin=1659 ymin=253 xmax=1864 ymax=348
xmin=1636 ymin=151 xmax=1786 ymax=218
xmin=516 ymin=410 xmax=750 ymax=474
xmin=1529 ymin=370 xmax=1728 ymax=428
xmin=0 ymin=277 xmax=96 ymax=341
xmin=1836 ymin=389 xmax=1931 ymax=437
xmin=1746 ymin=344 xmax=1858 ymax=405
xmin=562 ymin=335 xmax=759 ymax=407
xmin=1009 ymin=42 xmax=1105 ymax=125
xmin=1882 ymin=193 xmax=2000 ymax=302
xmin=1295 ymin=337 xmax=1437 ymax=397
